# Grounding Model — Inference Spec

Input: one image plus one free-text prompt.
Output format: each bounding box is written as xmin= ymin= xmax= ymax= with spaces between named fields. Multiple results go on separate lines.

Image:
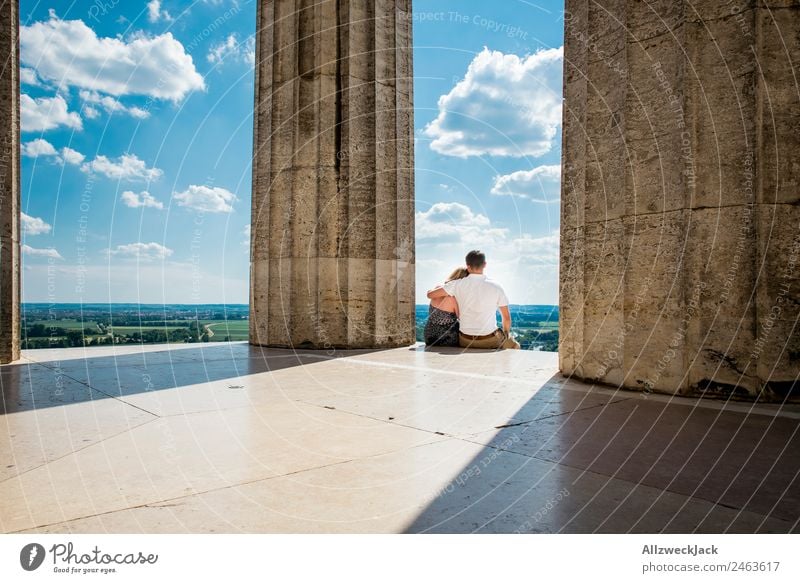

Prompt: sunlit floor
xmin=1 ymin=341 xmax=798 ymax=533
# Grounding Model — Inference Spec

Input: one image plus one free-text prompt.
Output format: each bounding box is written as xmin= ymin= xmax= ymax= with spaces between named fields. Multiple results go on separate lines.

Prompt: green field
xmin=202 ymin=320 xmax=249 ymax=341
xmin=31 ymin=319 xmax=99 ymax=330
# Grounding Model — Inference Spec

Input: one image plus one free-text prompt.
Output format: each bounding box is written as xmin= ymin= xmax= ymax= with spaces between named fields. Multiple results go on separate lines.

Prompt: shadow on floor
xmin=403 ymin=374 xmax=800 ymax=534
xmin=0 ymin=342 xmax=388 ymax=414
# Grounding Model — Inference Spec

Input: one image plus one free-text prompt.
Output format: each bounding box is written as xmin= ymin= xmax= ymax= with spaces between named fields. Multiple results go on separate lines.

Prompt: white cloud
xmin=20 ymin=14 xmax=204 ymax=102
xmin=83 ymin=105 xmax=100 ymax=119
xmin=21 ymin=213 xmax=52 ymax=236
xmin=512 ymin=233 xmax=560 ymax=265
xmin=81 ymin=154 xmax=163 ymax=182
xmin=107 ymin=242 xmax=173 ymax=261
xmin=21 ymin=139 xmax=84 ymax=166
xmin=174 ymin=185 xmax=237 ymax=213
xmin=20 ymin=67 xmax=42 ymax=86
xmin=491 ymin=165 xmax=561 ymax=203
xmin=61 ymin=147 xmax=85 ymax=165
xmin=121 ymin=190 xmax=164 ymax=209
xmin=21 ymin=94 xmax=82 ymax=132
xmin=22 ymin=244 xmax=63 ymax=259
xmin=415 ymin=202 xmax=508 ymax=245
xmin=21 ymin=138 xmax=58 ymax=157
xmin=424 ymin=47 xmax=563 ymax=158
xmin=79 ymin=90 xmax=150 ymax=120
xmin=207 ymin=34 xmax=255 ymax=66
xmin=147 ymin=0 xmax=173 ymax=23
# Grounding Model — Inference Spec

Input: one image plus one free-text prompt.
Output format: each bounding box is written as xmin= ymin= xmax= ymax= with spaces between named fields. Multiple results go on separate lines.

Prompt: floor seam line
xmin=26 ymin=360 xmax=163 ymax=418
xmin=0 ymin=416 xmax=162 ymax=487
xmin=7 ymin=437 xmax=453 ymax=534
xmin=456 ymin=436 xmax=796 ymax=525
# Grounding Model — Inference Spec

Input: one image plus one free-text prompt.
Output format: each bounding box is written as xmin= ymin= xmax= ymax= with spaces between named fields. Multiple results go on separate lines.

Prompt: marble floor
xmin=1 ymin=342 xmax=798 ymax=533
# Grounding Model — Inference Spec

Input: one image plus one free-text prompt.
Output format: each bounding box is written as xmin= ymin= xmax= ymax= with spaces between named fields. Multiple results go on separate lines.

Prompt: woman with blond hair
xmin=423 ymin=266 xmax=469 ymax=346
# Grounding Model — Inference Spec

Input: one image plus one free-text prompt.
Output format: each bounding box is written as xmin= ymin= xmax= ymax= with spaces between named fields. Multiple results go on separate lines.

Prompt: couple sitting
xmin=424 ymin=250 xmax=521 ymax=350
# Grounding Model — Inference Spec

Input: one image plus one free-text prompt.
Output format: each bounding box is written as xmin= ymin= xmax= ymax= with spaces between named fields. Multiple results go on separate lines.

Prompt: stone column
xmin=560 ymin=0 xmax=799 ymax=401
xmin=0 ymin=0 xmax=20 ymax=364
xmin=250 ymin=0 xmax=415 ymax=349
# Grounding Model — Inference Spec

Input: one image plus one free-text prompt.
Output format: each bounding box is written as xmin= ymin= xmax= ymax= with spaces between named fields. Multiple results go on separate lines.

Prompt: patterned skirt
xmin=423 ymin=306 xmax=460 ymax=347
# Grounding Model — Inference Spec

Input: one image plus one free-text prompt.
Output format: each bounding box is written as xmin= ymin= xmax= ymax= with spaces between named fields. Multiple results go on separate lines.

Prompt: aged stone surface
xmin=250 ymin=0 xmax=415 ymax=348
xmin=0 ymin=0 xmax=20 ymax=364
xmin=560 ymin=0 xmax=800 ymax=401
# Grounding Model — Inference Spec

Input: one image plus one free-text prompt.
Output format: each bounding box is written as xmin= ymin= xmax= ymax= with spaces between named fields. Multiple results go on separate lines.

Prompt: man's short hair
xmin=465 ymin=250 xmax=486 ymax=269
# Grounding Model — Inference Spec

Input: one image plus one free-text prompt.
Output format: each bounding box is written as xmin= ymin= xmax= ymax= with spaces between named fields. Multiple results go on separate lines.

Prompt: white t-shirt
xmin=442 ymin=273 xmax=509 ymax=335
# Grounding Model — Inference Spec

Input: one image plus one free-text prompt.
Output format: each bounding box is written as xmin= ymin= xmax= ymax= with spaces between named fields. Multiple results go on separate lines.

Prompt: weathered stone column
xmin=250 ymin=0 xmax=415 ymax=349
xmin=0 ymin=0 xmax=20 ymax=364
xmin=560 ymin=0 xmax=799 ymax=401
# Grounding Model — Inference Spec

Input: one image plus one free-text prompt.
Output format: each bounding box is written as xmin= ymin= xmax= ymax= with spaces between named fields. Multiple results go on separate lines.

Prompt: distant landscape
xmin=22 ymin=304 xmax=558 ymax=352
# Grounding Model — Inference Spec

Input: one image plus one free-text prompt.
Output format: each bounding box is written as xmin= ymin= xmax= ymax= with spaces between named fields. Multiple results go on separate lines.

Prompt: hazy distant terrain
xmin=22 ymin=304 xmax=558 ymax=352
xmin=22 ymin=304 xmax=250 ymax=349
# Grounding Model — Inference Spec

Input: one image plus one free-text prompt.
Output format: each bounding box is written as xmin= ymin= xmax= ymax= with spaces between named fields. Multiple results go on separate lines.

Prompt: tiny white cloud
xmin=79 ymin=90 xmax=150 ymax=120
xmin=22 ymin=244 xmax=63 ymax=259
xmin=147 ymin=0 xmax=173 ymax=23
xmin=121 ymin=190 xmax=164 ymax=209
xmin=21 ymin=212 xmax=52 ymax=236
xmin=81 ymin=153 xmax=163 ymax=182
xmin=491 ymin=165 xmax=561 ymax=203
xmin=207 ymin=34 xmax=255 ymax=66
xmin=174 ymin=184 xmax=237 ymax=213
xmin=61 ymin=147 xmax=85 ymax=165
xmin=107 ymin=242 xmax=173 ymax=261
xmin=21 ymin=138 xmax=58 ymax=157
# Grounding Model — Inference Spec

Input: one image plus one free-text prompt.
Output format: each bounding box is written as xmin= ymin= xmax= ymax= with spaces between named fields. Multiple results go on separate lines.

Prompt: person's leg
xmin=502 ymin=336 xmax=521 ymax=349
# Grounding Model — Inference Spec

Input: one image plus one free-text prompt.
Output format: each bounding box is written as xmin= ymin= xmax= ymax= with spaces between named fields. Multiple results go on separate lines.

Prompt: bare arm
xmin=427 ymin=286 xmax=448 ymax=300
xmin=498 ymin=305 xmax=512 ymax=336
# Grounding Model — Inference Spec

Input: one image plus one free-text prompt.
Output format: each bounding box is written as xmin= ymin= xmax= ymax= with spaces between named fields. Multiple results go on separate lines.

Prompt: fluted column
xmin=560 ymin=0 xmax=799 ymax=401
xmin=0 ymin=0 xmax=20 ymax=364
xmin=250 ymin=0 xmax=415 ymax=349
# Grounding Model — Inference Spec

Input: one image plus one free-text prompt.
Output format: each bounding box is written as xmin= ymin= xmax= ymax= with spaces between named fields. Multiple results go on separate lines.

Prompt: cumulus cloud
xmin=21 ymin=138 xmax=58 ymax=157
xmin=81 ymin=154 xmax=163 ymax=182
xmin=491 ymin=165 xmax=561 ymax=203
xmin=174 ymin=185 xmax=237 ymax=213
xmin=22 ymin=244 xmax=63 ymax=259
xmin=147 ymin=0 xmax=173 ymax=23
xmin=107 ymin=242 xmax=173 ymax=261
xmin=21 ymin=139 xmax=85 ymax=166
xmin=20 ymin=13 xmax=204 ymax=102
xmin=20 ymin=67 xmax=43 ymax=87
xmin=207 ymin=34 xmax=255 ymax=66
xmin=79 ymin=91 xmax=150 ymax=120
xmin=21 ymin=213 xmax=52 ymax=236
xmin=121 ymin=190 xmax=164 ymax=209
xmin=424 ymin=47 xmax=563 ymax=158
xmin=512 ymin=233 xmax=560 ymax=264
xmin=61 ymin=147 xmax=85 ymax=165
xmin=21 ymin=94 xmax=82 ymax=132
xmin=415 ymin=202 xmax=508 ymax=245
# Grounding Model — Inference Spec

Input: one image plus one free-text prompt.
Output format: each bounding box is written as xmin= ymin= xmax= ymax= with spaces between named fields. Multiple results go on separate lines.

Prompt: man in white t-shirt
xmin=426 ymin=250 xmax=521 ymax=349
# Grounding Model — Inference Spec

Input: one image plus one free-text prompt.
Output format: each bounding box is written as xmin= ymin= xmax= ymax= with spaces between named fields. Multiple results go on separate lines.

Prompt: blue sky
xmin=19 ymin=0 xmax=564 ymax=305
